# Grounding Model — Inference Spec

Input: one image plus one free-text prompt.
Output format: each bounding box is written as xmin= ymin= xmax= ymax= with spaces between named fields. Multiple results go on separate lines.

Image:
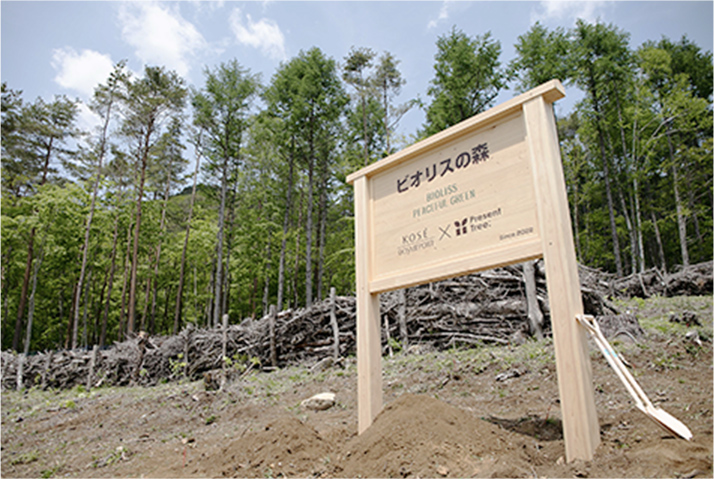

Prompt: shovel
xmin=576 ymin=314 xmax=692 ymax=441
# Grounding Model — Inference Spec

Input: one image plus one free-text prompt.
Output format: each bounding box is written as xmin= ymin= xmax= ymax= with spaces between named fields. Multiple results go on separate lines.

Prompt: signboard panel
xmin=370 ymin=112 xmax=542 ymax=291
xmin=347 ymin=80 xmax=600 ymax=463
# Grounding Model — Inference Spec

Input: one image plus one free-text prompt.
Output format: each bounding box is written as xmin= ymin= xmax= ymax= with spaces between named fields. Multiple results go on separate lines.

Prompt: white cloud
xmin=428 ymin=1 xmax=452 ymax=30
xmin=229 ymin=8 xmax=286 ymax=61
xmin=531 ymin=1 xmax=613 ymax=25
xmin=118 ymin=2 xmax=207 ymax=76
xmin=76 ymin=102 xmax=103 ymax=135
xmin=52 ymin=48 xmax=114 ymax=99
xmin=189 ymin=0 xmax=225 ymax=14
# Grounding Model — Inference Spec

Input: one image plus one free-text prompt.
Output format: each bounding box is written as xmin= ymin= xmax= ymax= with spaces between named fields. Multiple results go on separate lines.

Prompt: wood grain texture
xmin=353 ymin=176 xmax=383 ymax=434
xmin=523 ymin=94 xmax=600 ymax=461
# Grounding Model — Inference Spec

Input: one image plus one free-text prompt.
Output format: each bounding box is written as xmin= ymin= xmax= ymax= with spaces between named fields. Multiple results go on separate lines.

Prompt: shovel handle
xmin=586 ymin=315 xmax=655 ymax=410
xmin=577 ymin=315 xmax=646 ymax=410
xmin=577 ymin=315 xmax=693 ymax=441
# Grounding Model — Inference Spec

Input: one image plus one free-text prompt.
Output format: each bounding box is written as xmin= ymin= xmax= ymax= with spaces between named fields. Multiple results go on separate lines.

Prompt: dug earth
xmin=2 ymin=296 xmax=712 ymax=478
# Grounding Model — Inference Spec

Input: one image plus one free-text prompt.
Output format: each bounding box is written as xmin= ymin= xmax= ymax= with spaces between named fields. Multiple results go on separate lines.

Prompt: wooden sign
xmin=347 ymin=80 xmax=601 ymax=462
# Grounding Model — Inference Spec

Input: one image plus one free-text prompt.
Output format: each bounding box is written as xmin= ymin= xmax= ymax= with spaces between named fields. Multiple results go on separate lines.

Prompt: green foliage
xmin=423 ymin=27 xmax=506 ymax=136
xmin=387 ymin=337 xmax=403 ymax=353
xmin=10 ymin=450 xmax=39 ymax=465
xmin=169 ymin=353 xmax=187 ymax=377
xmin=509 ymin=22 xmax=570 ymax=90
xmin=1 ymin=22 xmax=711 ymax=353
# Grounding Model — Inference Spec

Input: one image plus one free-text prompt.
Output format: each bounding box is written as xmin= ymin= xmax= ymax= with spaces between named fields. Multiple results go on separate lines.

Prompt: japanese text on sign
xmin=396 ymin=142 xmax=489 ymax=194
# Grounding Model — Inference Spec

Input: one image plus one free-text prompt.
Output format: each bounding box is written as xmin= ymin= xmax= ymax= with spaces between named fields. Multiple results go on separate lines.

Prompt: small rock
xmin=301 ymin=392 xmax=336 ymax=411
xmin=685 ymin=331 xmax=703 ymax=347
xmin=437 ymin=465 xmax=449 ymax=476
xmin=495 ymin=368 xmax=525 ymax=382
xmin=556 ymin=456 xmax=565 ymax=465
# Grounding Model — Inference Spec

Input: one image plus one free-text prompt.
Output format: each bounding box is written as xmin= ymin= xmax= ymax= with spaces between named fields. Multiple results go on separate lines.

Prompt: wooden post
xmin=222 ymin=313 xmax=229 ymax=388
xmin=354 ymin=176 xmax=382 ymax=434
xmin=183 ymin=325 xmax=192 ymax=379
xmin=523 ymin=261 xmax=544 ymax=339
xmin=222 ymin=314 xmax=229 ymax=363
xmin=87 ymin=344 xmax=99 ymax=390
xmin=384 ymin=315 xmax=393 ymax=357
xmin=42 ymin=350 xmax=53 ymax=390
xmin=398 ymin=289 xmax=408 ymax=351
xmin=133 ymin=333 xmax=147 ymax=383
xmin=523 ymin=95 xmax=600 ymax=461
xmin=16 ymin=353 xmax=24 ymax=391
xmin=269 ymin=305 xmax=278 ymax=368
xmin=329 ymin=287 xmax=340 ymax=360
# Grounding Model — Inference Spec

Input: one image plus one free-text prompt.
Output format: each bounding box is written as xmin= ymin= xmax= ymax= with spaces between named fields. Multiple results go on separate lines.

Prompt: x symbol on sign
xmin=439 ymin=225 xmax=451 ymax=240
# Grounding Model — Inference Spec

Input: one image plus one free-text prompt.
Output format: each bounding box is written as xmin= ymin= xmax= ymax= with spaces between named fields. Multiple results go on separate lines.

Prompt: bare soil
xmin=2 ymin=296 xmax=712 ymax=478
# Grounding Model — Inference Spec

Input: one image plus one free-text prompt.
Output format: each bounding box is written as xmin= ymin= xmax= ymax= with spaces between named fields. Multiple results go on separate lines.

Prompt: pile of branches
xmin=7 ymin=260 xmax=708 ymax=391
xmin=580 ymin=261 xmax=713 ymax=299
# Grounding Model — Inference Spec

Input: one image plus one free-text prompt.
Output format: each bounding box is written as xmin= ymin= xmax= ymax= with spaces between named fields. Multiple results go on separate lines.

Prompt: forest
xmin=2 ymin=19 xmax=712 ymax=354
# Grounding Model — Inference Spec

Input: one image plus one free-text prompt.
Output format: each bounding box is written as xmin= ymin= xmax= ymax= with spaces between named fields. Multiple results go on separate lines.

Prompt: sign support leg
xmin=354 ymin=176 xmax=382 ymax=434
xmin=524 ymin=96 xmax=600 ymax=461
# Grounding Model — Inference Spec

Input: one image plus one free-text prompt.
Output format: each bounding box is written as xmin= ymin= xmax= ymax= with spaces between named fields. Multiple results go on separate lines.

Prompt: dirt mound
xmin=215 ymin=414 xmax=333 ymax=478
xmin=332 ymin=394 xmax=528 ymax=478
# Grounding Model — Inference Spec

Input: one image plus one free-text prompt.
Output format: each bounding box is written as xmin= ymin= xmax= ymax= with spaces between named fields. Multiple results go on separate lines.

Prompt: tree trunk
xmin=81 ymin=266 xmax=93 ymax=348
xmin=361 ymin=94 xmax=369 ymax=166
xmin=618 ymin=191 xmax=637 ymax=275
xmin=100 ymin=210 xmax=122 ymax=347
xmin=398 ymin=288 xmax=408 ymax=350
xmin=214 ymin=156 xmax=229 ymax=328
xmin=630 ymin=91 xmax=646 ymax=273
xmin=174 ymin=146 xmax=202 ymax=334
xmin=222 ymin=182 xmax=238 ymax=320
xmin=571 ymin=175 xmax=582 ymax=263
xmin=262 ymin=232 xmax=272 ymax=317
xmin=149 ymin=168 xmax=172 ymax=334
xmin=600 ymin=135 xmax=623 ymax=277
xmin=72 ymin=90 xmax=115 ymax=350
xmin=522 ymin=260 xmax=544 ymax=340
xmin=634 ymin=185 xmax=645 ymax=272
xmin=119 ymin=218 xmax=133 ymax=340
xmin=128 ymin=128 xmax=152 ymax=335
xmin=276 ymin=148 xmax=294 ymax=311
xmin=666 ymin=125 xmax=689 ymax=266
xmin=650 ymin=210 xmax=667 ymax=273
xmin=13 ymin=137 xmax=54 ymax=352
xmin=65 ymin=282 xmax=78 ymax=349
xmin=305 ymin=157 xmax=315 ymax=308
xmin=607 ymin=96 xmax=637 ymax=275
xmin=590 ymin=80 xmax=623 ymax=276
xmin=293 ymin=191 xmax=304 ymax=309
xmin=93 ymin=264 xmax=109 ymax=345
xmin=12 ymin=231 xmax=34 ymax=352
xmin=23 ymin=233 xmax=47 ymax=355
xmin=684 ymin=173 xmax=702 ymax=243
xmin=383 ymin=87 xmax=391 ymax=155
xmin=140 ymin=275 xmax=152 ymax=331
xmin=316 ymin=167 xmax=328 ymax=303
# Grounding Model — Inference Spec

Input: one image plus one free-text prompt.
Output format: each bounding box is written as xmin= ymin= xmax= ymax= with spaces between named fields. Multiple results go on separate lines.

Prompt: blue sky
xmin=2 ymin=1 xmax=712 ymax=140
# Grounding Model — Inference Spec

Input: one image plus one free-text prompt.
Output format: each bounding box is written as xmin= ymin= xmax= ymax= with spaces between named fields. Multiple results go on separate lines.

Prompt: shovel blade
xmin=644 ymin=405 xmax=693 ymax=441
